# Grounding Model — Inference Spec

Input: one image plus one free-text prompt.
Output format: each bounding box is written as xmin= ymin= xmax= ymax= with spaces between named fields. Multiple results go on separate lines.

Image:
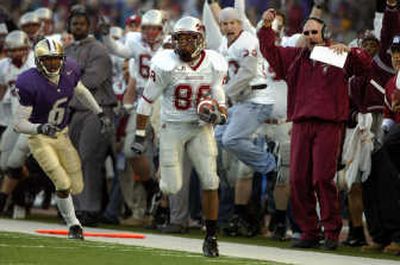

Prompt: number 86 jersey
xmin=140 ymin=49 xmax=228 ymax=123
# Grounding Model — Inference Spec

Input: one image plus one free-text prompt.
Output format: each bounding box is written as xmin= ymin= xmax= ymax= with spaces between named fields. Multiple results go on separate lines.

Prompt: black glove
xmin=98 ymin=112 xmax=113 ymax=135
xmin=37 ymin=123 xmax=59 ymax=138
xmin=131 ymin=134 xmax=147 ymax=155
xmin=98 ymin=16 xmax=111 ymax=36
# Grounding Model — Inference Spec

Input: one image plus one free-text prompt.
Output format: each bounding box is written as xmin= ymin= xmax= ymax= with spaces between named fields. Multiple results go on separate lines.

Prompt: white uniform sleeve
xmin=374 ymin=12 xmax=383 ymax=41
xmin=234 ymin=0 xmax=256 ymax=35
xmin=202 ymin=2 xmax=223 ymax=51
xmin=137 ymin=65 xmax=169 ymax=116
xmin=74 ymin=81 xmax=102 ymax=114
xmin=225 ymin=44 xmax=258 ymax=101
xmin=13 ymin=105 xmax=39 ymax=134
xmin=211 ymin=70 xmax=226 ymax=108
xmin=128 ymin=58 xmax=136 ymax=79
xmin=103 ymin=34 xmax=136 ymax=59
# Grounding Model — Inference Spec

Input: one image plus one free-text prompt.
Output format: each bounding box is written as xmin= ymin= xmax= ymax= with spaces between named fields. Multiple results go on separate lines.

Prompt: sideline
xmin=0 ymin=219 xmax=398 ymax=265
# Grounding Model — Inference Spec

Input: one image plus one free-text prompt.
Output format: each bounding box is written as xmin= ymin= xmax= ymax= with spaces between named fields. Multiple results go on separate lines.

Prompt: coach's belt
xmin=251 ymin=84 xmax=267 ymax=90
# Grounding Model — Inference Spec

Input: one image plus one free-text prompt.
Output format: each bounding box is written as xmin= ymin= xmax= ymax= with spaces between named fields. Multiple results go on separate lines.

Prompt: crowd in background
xmin=0 ymin=0 xmax=399 ymax=257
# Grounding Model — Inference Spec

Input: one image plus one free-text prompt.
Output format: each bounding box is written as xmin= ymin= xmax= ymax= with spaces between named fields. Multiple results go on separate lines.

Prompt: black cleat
xmin=68 ymin=225 xmax=84 ymax=240
xmin=322 ymin=239 xmax=339 ymax=250
xmin=203 ymin=236 xmax=219 ymax=257
xmin=291 ymin=239 xmax=320 ymax=249
xmin=271 ymin=223 xmax=287 ymax=241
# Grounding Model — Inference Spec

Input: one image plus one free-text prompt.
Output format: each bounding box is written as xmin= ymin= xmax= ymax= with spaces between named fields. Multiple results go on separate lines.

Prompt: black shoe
xmin=323 ymin=239 xmax=339 ymax=250
xmin=203 ymin=236 xmax=219 ymax=257
xmin=68 ymin=225 xmax=84 ymax=240
xmin=342 ymin=227 xmax=366 ymax=247
xmin=291 ymin=239 xmax=320 ymax=249
xmin=159 ymin=223 xmax=188 ymax=234
xmin=223 ymin=215 xmax=257 ymax=237
xmin=272 ymin=223 xmax=287 ymax=241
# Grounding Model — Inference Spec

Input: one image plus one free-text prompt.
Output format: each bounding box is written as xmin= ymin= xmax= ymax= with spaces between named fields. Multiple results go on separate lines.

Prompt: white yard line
xmin=0 ymin=219 xmax=399 ymax=265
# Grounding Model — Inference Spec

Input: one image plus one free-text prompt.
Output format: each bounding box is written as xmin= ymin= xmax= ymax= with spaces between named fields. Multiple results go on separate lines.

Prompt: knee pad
xmin=200 ymin=174 xmax=220 ymax=191
xmin=159 ymin=177 xmax=182 ymax=195
xmin=7 ymin=167 xmax=24 ymax=180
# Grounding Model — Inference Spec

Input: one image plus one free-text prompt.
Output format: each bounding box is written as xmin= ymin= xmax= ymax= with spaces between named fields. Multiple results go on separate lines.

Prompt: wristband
xmin=135 ymin=129 xmax=146 ymax=137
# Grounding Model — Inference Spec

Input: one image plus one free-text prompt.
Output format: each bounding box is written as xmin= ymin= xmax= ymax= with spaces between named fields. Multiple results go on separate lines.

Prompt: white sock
xmin=56 ymin=195 xmax=81 ymax=228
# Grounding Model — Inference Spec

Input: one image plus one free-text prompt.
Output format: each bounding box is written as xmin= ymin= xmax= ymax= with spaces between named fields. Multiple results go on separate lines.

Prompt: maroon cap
xmin=125 ymin=14 xmax=141 ymax=26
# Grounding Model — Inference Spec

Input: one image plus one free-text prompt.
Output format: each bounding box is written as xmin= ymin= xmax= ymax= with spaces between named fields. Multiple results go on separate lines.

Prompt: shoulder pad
xmin=16 ymin=68 xmax=38 ymax=90
xmin=205 ymin=49 xmax=228 ymax=72
xmin=151 ymin=49 xmax=179 ymax=72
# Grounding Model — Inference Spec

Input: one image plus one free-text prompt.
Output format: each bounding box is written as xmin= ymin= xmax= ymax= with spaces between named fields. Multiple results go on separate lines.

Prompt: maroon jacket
xmin=257 ymin=27 xmax=371 ymax=123
xmin=350 ymin=6 xmax=400 ymax=113
xmin=384 ymin=74 xmax=400 ymax=123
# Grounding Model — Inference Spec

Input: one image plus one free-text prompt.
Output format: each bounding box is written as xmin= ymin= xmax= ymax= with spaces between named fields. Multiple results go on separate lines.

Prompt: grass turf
xmin=0 ymin=231 xmax=284 ymax=265
xmin=7 ymin=213 xmax=400 ymax=262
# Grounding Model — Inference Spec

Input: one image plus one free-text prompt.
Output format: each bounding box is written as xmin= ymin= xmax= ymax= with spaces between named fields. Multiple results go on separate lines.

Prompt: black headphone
xmin=304 ymin=17 xmax=331 ymax=41
xmin=67 ymin=5 xmax=90 ymax=34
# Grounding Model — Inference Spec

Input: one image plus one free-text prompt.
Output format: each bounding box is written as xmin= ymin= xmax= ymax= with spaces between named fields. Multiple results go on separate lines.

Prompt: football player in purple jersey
xmin=13 ymin=37 xmax=112 ymax=239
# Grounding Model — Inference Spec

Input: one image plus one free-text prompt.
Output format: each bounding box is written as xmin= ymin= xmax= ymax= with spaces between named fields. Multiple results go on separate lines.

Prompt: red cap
xmin=125 ymin=14 xmax=141 ymax=26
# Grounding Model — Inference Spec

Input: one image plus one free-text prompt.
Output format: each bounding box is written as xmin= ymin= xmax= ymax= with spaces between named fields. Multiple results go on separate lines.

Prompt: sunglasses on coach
xmin=303 ymin=30 xmax=319 ymax=36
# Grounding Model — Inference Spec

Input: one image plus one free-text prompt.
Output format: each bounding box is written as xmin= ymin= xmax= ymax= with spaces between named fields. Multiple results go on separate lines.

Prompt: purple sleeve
xmin=15 ymin=73 xmax=35 ymax=107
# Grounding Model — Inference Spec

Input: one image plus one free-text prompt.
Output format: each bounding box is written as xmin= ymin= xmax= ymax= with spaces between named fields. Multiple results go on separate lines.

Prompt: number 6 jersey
xmin=15 ymin=58 xmax=81 ymax=129
xmin=138 ymin=49 xmax=228 ymax=123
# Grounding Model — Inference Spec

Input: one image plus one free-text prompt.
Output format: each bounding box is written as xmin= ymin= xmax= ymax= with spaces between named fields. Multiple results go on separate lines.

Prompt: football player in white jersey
xmin=34 ymin=7 xmax=62 ymax=42
xmin=101 ymin=9 xmax=166 ymax=212
xmin=0 ymin=31 xmax=34 ymax=214
xmin=133 ymin=17 xmax=228 ymax=257
xmin=18 ymin=12 xmax=41 ymax=44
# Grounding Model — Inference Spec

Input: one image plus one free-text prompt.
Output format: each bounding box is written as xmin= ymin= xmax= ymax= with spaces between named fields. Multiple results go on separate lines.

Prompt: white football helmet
xmin=4 ymin=30 xmax=30 ymax=67
xmin=172 ymin=16 xmax=205 ymax=62
xmin=34 ymin=38 xmax=65 ymax=77
xmin=18 ymin=12 xmax=40 ymax=27
xmin=35 ymin=7 xmax=53 ymax=21
xmin=4 ymin=30 xmax=30 ymax=50
xmin=141 ymin=9 xmax=165 ymax=44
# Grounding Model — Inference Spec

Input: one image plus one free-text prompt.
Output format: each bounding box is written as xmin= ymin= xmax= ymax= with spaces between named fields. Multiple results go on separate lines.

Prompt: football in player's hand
xmin=197 ymin=98 xmax=218 ymax=123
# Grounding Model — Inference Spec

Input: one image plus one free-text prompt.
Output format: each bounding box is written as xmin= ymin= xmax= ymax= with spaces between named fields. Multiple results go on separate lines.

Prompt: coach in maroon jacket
xmin=257 ymin=9 xmax=371 ymax=250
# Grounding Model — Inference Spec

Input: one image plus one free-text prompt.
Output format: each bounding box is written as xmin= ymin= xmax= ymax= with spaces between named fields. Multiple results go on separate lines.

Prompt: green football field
xmin=0 ymin=232 xmax=284 ymax=265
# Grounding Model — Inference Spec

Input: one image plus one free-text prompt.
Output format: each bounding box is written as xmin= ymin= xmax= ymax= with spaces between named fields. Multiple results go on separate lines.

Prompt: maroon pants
xmin=290 ymin=120 xmax=343 ymax=241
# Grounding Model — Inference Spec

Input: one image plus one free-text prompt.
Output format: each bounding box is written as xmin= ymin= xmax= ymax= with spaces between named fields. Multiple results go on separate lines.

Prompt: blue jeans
xmin=215 ymin=102 xmax=276 ymax=174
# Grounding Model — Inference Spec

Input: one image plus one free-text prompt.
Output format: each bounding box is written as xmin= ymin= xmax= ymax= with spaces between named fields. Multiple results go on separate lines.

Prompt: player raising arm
xmin=13 ymin=38 xmax=111 ymax=240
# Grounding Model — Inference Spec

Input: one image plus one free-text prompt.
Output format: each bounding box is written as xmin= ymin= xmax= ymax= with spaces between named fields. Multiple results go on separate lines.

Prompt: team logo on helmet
xmin=34 ymin=38 xmax=65 ymax=78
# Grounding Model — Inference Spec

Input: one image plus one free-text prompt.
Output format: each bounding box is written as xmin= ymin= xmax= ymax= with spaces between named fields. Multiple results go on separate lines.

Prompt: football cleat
xmin=203 ymin=236 xmax=219 ymax=257
xmin=68 ymin=225 xmax=84 ymax=240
